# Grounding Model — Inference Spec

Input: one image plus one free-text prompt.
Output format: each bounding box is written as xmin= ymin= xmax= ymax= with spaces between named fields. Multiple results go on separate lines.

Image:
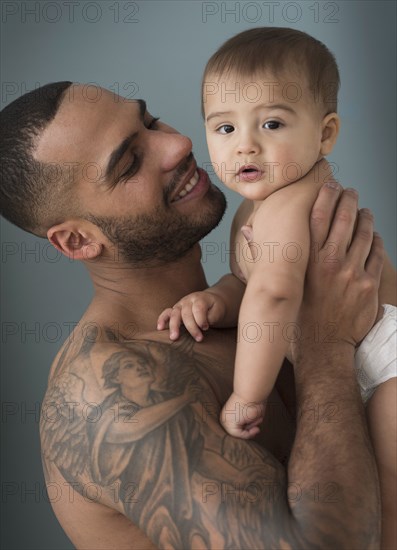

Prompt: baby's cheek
xmin=274 ymin=147 xmax=294 ymax=169
xmin=207 ymin=150 xmax=226 ymax=182
xmin=206 ymin=139 xmax=217 ymax=161
xmin=273 ymin=149 xmax=303 ymax=184
xmin=278 ymin=145 xmax=312 ymax=177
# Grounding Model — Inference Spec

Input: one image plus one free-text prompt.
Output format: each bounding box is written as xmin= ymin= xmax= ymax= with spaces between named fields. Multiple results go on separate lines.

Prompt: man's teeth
xmin=177 ymin=170 xmax=199 ymax=199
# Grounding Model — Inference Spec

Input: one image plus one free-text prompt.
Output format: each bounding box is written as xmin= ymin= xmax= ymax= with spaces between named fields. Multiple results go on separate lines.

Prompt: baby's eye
xmin=263 ymin=120 xmax=282 ymax=130
xmin=217 ymin=124 xmax=234 ymax=134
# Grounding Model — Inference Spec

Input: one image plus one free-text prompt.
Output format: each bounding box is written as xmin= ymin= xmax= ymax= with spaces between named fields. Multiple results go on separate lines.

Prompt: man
xmin=0 ymin=82 xmax=390 ymax=549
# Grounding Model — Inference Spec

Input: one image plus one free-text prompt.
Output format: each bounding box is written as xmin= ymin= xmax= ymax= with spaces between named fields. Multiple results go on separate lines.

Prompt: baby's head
xmin=202 ymin=27 xmax=340 ymax=200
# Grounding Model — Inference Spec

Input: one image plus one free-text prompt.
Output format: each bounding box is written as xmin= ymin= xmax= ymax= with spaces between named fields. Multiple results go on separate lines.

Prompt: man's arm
xmin=287 ymin=186 xmax=382 ymax=547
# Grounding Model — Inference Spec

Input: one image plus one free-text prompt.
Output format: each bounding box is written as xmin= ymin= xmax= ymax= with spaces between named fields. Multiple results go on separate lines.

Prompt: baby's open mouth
xmin=237 ymin=164 xmax=263 ymax=181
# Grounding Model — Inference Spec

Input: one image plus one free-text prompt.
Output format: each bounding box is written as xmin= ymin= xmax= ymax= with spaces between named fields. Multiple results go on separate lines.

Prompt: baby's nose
xmin=237 ymin=134 xmax=261 ymax=155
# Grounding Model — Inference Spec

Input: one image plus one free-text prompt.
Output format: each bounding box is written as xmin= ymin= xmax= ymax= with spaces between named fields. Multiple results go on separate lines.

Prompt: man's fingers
xmin=325 ymin=188 xmax=359 ymax=253
xmin=365 ymin=232 xmax=385 ymax=283
xmin=241 ymin=224 xmax=258 ymax=261
xmin=310 ymin=181 xmax=342 ymax=249
xmin=348 ymin=208 xmax=375 ymax=268
xmin=241 ymin=224 xmax=253 ymax=242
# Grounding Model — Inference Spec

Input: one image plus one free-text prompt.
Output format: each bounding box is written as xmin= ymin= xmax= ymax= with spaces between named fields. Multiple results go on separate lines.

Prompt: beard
xmin=88 ymin=183 xmax=226 ymax=267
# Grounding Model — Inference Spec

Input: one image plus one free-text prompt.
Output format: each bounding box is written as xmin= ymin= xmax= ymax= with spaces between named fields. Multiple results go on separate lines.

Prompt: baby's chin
xmin=221 ymin=175 xmax=294 ymax=201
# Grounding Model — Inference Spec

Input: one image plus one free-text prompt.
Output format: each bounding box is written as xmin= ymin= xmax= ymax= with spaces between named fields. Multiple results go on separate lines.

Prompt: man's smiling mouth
xmin=172 ymin=170 xmax=200 ymax=201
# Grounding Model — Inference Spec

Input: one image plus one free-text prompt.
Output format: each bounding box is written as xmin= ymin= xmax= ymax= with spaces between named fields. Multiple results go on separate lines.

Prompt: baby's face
xmin=204 ymin=72 xmax=324 ymax=201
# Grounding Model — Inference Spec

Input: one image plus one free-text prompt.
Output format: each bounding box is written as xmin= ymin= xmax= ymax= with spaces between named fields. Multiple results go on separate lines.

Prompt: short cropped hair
xmin=202 ymin=27 xmax=340 ymax=116
xmin=0 ymin=81 xmax=74 ymax=237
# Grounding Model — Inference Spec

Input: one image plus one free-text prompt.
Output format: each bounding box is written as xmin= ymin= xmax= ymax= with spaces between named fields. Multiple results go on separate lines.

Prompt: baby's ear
xmin=320 ymin=113 xmax=340 ymax=156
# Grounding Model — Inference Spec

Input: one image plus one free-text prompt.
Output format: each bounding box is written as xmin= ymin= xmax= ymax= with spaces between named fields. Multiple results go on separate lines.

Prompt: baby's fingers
xmin=239 ymin=424 xmax=262 ymax=439
xmin=157 ymin=307 xmax=182 ymax=340
xmin=157 ymin=308 xmax=173 ymax=330
xmin=191 ymin=301 xmax=210 ymax=331
xmin=168 ymin=307 xmax=183 ymax=341
xmin=180 ymin=305 xmax=204 ymax=342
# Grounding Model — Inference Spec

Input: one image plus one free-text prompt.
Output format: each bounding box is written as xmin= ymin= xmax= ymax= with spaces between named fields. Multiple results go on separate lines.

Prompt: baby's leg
xmin=355 ymin=303 xmax=396 ymax=550
xmin=366 ymin=379 xmax=397 ymax=550
xmin=379 ymin=254 xmax=396 ymax=307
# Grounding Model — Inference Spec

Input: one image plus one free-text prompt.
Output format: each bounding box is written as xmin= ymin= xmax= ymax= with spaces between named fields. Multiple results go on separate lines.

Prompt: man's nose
xmin=151 ymin=131 xmax=193 ymax=172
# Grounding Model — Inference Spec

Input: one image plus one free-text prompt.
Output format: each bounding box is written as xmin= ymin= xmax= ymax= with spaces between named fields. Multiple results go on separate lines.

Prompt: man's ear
xmin=47 ymin=220 xmax=104 ymax=261
xmin=320 ymin=112 xmax=340 ymax=156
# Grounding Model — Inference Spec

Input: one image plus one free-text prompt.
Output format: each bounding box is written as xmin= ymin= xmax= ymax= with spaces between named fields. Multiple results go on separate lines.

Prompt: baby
xmin=158 ymin=27 xmax=396 ymax=545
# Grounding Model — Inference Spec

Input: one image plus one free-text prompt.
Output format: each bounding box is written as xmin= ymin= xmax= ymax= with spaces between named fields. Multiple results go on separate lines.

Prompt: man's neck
xmin=85 ymin=244 xmax=208 ymax=334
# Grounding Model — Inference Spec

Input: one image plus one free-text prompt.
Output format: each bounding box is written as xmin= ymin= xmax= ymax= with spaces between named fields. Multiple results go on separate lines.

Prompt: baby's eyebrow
xmin=265 ymin=103 xmax=297 ymax=114
xmin=206 ymin=111 xmax=233 ymax=123
xmin=206 ymin=104 xmax=297 ymax=123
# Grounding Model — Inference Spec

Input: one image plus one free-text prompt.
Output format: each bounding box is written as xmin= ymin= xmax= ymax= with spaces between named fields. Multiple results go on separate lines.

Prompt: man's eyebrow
xmin=104 ymin=99 xmax=147 ymax=181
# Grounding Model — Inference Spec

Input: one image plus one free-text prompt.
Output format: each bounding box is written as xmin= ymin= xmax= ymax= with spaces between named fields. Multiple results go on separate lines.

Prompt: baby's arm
xmin=157 ymin=273 xmax=245 ymax=341
xmin=222 ymin=184 xmax=315 ymax=437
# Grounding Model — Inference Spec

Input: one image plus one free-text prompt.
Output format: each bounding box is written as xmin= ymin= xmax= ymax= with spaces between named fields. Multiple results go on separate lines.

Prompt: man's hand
xmin=295 ymin=184 xmax=384 ymax=359
xmin=157 ymin=290 xmax=227 ymax=342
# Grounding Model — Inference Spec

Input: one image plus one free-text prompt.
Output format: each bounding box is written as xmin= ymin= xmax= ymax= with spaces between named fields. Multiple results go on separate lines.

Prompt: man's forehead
xmin=34 ymin=85 xmax=145 ymax=164
xmin=63 ymin=83 xmax=138 ymax=110
xmin=54 ymin=84 xmax=145 ymax=125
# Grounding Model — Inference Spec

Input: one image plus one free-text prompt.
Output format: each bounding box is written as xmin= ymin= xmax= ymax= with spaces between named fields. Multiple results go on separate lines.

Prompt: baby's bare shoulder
xmin=254 ymin=181 xmax=321 ymax=225
xmin=231 ymin=199 xmax=254 ymax=240
xmin=233 ymin=198 xmax=254 ymax=225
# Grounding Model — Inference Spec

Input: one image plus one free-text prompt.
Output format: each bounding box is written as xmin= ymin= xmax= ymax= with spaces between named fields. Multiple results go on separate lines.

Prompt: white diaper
xmin=355 ymin=304 xmax=397 ymax=403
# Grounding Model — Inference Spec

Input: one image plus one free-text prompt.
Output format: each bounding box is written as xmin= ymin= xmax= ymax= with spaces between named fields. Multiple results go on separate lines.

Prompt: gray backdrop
xmin=1 ymin=1 xmax=396 ymax=548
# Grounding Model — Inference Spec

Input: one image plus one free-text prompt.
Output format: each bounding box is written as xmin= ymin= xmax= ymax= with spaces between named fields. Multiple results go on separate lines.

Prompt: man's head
xmin=201 ymin=27 xmax=340 ymax=199
xmin=0 ymin=81 xmax=74 ymax=236
xmin=1 ymin=83 xmax=226 ymax=267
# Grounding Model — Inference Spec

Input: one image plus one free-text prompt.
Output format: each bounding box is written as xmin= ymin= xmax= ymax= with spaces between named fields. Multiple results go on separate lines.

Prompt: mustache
xmin=164 ymin=152 xmax=195 ymax=201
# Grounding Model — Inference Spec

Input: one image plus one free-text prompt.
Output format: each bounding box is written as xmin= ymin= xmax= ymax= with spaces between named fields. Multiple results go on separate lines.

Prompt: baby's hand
xmin=220 ymin=392 xmax=265 ymax=439
xmin=157 ymin=290 xmax=226 ymax=342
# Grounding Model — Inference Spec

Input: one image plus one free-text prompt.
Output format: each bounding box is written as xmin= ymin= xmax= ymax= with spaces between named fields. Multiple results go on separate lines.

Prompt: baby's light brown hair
xmin=202 ymin=27 xmax=340 ymax=117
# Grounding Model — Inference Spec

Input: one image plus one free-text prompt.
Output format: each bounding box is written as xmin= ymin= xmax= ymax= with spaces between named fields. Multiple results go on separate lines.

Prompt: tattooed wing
xmin=40 ymin=373 xmax=90 ymax=478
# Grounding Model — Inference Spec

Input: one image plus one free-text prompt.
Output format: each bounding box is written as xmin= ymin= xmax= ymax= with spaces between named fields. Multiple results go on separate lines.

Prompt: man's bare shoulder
xmin=39 ymin=326 xmax=303 ymax=549
xmin=45 ymin=323 xmax=236 ymax=402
